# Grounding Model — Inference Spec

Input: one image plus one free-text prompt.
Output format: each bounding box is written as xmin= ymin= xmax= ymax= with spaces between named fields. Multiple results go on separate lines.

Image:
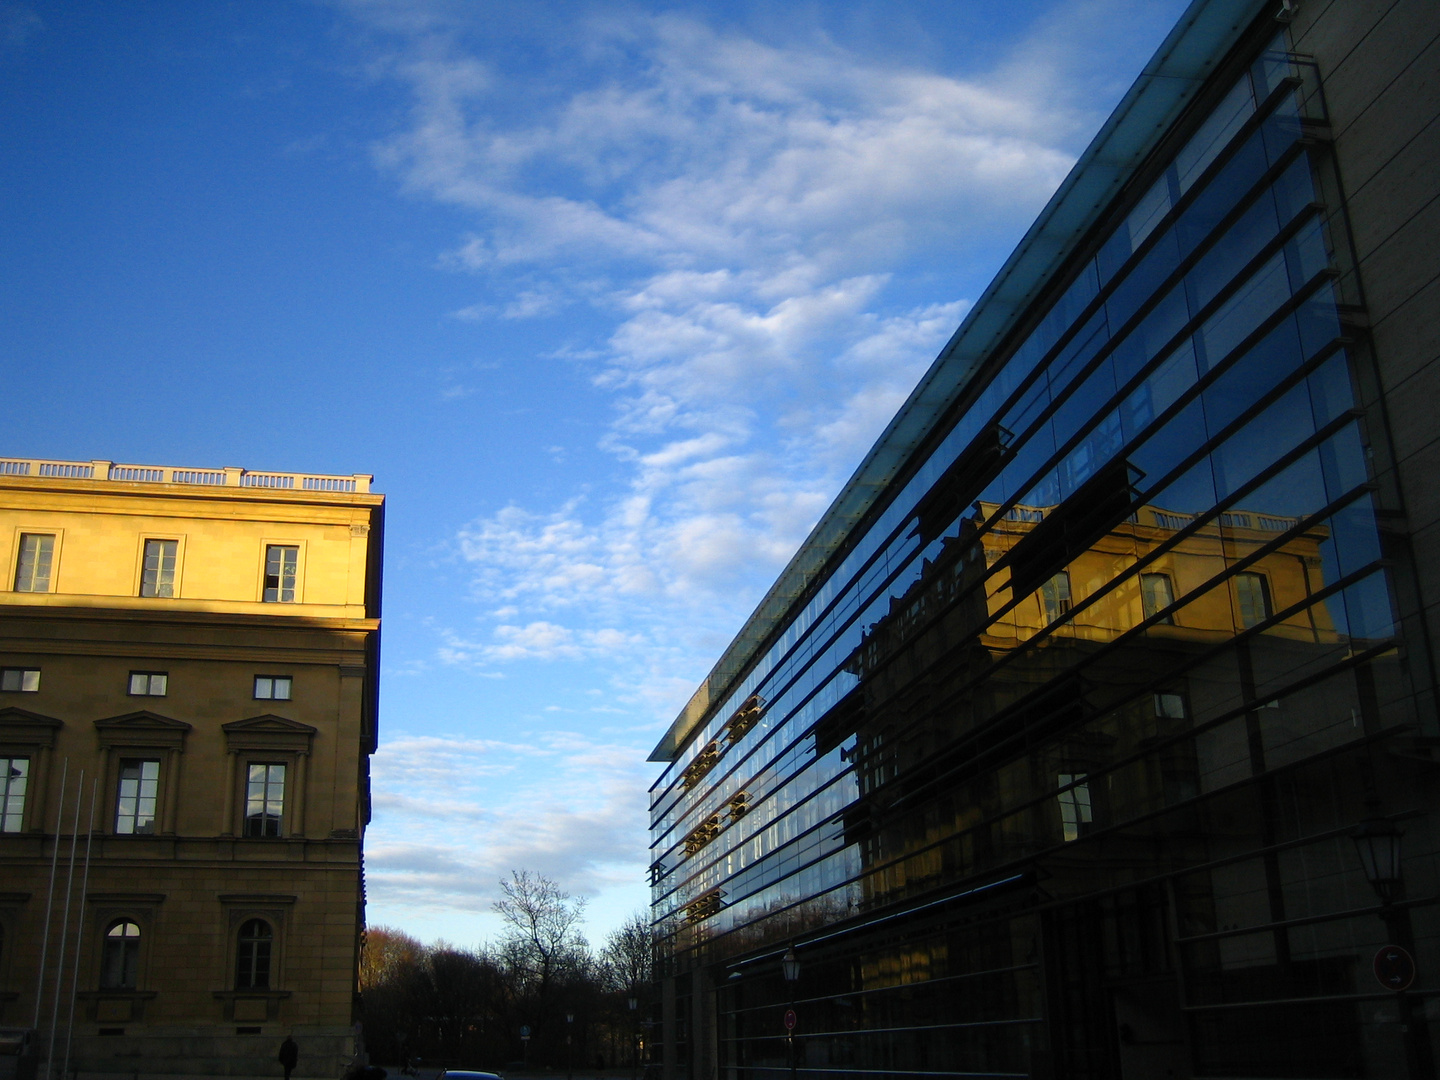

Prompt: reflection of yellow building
xmin=0 ymin=456 xmax=383 ymax=1078
xmin=844 ymin=499 xmax=1347 ymax=913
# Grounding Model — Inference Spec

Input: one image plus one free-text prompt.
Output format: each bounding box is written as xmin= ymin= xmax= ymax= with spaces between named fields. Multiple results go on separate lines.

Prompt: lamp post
xmin=781 ymin=947 xmax=800 ymax=1080
xmin=566 ymin=1012 xmax=575 ymax=1080
xmin=628 ymin=996 xmax=639 ymax=1080
xmin=1352 ymin=818 xmax=1434 ymax=1079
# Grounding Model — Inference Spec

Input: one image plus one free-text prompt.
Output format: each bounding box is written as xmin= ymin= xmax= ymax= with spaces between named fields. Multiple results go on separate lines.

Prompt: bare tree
xmin=601 ymin=911 xmax=653 ymax=995
xmin=492 ymin=869 xmax=588 ymax=1003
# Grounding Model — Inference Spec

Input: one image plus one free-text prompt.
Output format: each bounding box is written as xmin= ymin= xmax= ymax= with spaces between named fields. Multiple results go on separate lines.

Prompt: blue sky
xmin=0 ymin=0 xmax=1190 ymax=947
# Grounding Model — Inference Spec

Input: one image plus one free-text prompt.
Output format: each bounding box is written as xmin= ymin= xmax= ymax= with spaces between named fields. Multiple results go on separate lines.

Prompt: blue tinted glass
xmin=1113 ymin=284 xmax=1190 ymax=386
xmin=1120 ymin=339 xmax=1199 ymax=443
xmin=1326 ymin=492 xmax=1383 ymax=578
xmin=1317 ymin=419 xmax=1370 ymax=502
xmin=1132 ymin=399 xmax=1207 ymax=492
xmin=1175 ymin=131 xmax=1269 ymax=258
xmin=1306 ymin=350 xmax=1354 ymax=428
xmin=1271 ymin=153 xmax=1317 ymax=223
xmin=1340 ymin=571 xmax=1395 ymax=642
xmin=1187 ymin=189 xmax=1281 ymax=313
xmin=1197 ymin=250 xmax=1290 ymax=371
xmin=1201 ymin=315 xmax=1304 ymax=434
xmin=1210 ymin=382 xmax=1315 ymax=500
xmin=1148 ymin=455 xmax=1217 ymax=517
xmin=1107 ymin=229 xmax=1182 ymax=331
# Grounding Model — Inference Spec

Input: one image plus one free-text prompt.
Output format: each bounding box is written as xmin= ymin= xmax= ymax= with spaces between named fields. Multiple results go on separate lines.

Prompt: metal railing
xmin=0 ymin=456 xmax=372 ymax=493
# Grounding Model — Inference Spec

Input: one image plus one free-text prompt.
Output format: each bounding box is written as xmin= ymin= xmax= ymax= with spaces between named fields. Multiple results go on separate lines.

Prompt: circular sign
xmin=520 ymin=1026 xmax=532 ymax=1038
xmin=1374 ymin=945 xmax=1417 ymax=992
xmin=782 ymin=1009 xmax=797 ymax=1032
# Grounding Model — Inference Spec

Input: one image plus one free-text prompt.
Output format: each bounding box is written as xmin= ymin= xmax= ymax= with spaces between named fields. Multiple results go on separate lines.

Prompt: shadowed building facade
xmin=648 ymin=1 xmax=1440 ymax=1077
xmin=0 ymin=458 xmax=383 ymax=1077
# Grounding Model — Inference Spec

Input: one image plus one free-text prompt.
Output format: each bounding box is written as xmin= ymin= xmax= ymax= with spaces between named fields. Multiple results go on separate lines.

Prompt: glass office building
xmin=648 ymin=1 xmax=1440 ymax=1078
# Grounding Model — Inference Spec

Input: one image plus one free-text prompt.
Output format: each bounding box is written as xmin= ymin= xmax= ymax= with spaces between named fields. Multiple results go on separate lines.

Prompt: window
xmin=1141 ymin=572 xmax=1176 ymax=623
xmin=235 ymin=919 xmax=273 ymax=989
xmin=253 ymin=676 xmax=292 ymax=701
xmin=128 ymin=672 xmax=168 ymax=697
xmin=13 ymin=533 xmax=54 ymax=592
xmin=1 ymin=668 xmax=39 ymax=693
xmin=1235 ymin=571 xmax=1272 ymax=629
xmin=1154 ymin=692 xmax=1188 ymax=719
xmin=139 ymin=539 xmax=178 ymax=598
xmin=100 ymin=921 xmax=141 ymax=990
xmin=1058 ymin=773 xmax=1093 ymax=842
xmin=1 ymin=757 xmax=29 ymax=832
xmin=114 ymin=760 xmax=159 ymax=835
xmin=244 ymin=763 xmax=286 ymax=837
xmin=1041 ymin=571 xmax=1073 ymax=624
xmin=263 ymin=545 xmax=299 ymax=603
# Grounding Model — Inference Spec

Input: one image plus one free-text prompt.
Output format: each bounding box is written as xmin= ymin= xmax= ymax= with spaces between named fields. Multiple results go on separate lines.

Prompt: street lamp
xmin=1351 ymin=817 xmax=1435 ymax=1080
xmin=1352 ymin=817 xmax=1404 ymax=906
xmin=628 ymin=996 xmax=639 ymax=1080
xmin=782 ymin=946 xmax=800 ymax=1080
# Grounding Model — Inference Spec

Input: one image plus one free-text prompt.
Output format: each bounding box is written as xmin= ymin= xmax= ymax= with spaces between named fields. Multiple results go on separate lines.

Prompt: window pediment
xmin=0 ymin=706 xmax=63 ymax=749
xmin=222 ymin=715 xmax=316 ymax=754
xmin=94 ymin=710 xmax=192 ymax=751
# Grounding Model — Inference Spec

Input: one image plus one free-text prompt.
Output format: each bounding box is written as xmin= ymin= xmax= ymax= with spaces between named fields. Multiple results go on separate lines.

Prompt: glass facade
xmin=650 ymin=24 xmax=1438 ymax=1080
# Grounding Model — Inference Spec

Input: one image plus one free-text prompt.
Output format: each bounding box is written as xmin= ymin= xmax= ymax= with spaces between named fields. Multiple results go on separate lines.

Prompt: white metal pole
xmin=32 ymin=759 xmax=68 ymax=1028
xmin=62 ymin=779 xmax=97 ymax=1080
xmin=44 ymin=771 xmax=83 ymax=1080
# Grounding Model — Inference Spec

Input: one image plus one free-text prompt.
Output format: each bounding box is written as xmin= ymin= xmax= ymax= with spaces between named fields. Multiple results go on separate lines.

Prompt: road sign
xmin=520 ymin=1026 xmax=532 ymax=1040
xmin=1374 ymin=944 xmax=1417 ymax=991
xmin=782 ymin=1009 xmax=797 ymax=1032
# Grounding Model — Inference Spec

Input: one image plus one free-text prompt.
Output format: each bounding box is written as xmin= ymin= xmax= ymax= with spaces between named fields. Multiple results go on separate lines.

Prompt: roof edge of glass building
xmin=650 ymin=0 xmax=1268 ymax=763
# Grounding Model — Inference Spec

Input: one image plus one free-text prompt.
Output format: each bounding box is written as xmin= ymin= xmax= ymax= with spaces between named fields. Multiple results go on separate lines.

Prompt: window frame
xmin=0 ymin=668 xmax=40 ymax=693
xmin=1140 ymin=571 xmax=1177 ymax=624
xmin=136 ymin=536 xmax=184 ymax=599
xmin=1235 ymin=570 xmax=1274 ymax=629
xmin=252 ymin=675 xmax=293 ymax=702
xmin=113 ymin=759 xmax=161 ymax=836
xmin=0 ymin=755 xmax=30 ymax=833
xmin=242 ymin=761 xmax=287 ymax=838
xmin=235 ymin=918 xmax=274 ymax=990
xmin=259 ymin=542 xmax=305 ymax=604
xmin=11 ymin=531 xmax=61 ymax=594
xmin=127 ymin=672 xmax=169 ymax=698
xmin=99 ymin=919 xmax=143 ymax=991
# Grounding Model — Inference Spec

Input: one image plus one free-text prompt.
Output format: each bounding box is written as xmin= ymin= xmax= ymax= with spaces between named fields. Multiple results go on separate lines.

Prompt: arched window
xmin=101 ymin=920 xmax=141 ymax=989
xmin=236 ymin=919 xmax=273 ymax=990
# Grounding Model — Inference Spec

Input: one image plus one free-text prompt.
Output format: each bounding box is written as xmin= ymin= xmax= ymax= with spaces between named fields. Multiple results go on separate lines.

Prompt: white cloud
xmin=342 ymin=0 xmax=1187 ymax=932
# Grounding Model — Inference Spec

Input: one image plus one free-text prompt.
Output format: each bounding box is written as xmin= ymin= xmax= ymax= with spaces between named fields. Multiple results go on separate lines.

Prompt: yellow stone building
xmin=0 ymin=456 xmax=383 ymax=1078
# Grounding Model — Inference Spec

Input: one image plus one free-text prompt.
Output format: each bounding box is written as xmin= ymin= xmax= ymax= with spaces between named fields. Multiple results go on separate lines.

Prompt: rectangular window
xmin=1041 ymin=571 xmax=1073 ymax=624
xmin=139 ymin=539 xmax=178 ymax=598
xmin=1236 ymin=571 xmax=1272 ymax=629
xmin=128 ymin=672 xmax=168 ymax=697
xmin=1154 ymin=692 xmax=1188 ymax=719
xmin=244 ymin=763 xmax=286 ymax=837
xmin=114 ymin=760 xmax=160 ymax=835
xmin=263 ymin=545 xmax=299 ymax=603
xmin=253 ymin=676 xmax=293 ymax=701
xmin=1141 ymin=572 xmax=1176 ymax=624
xmin=14 ymin=533 xmax=55 ymax=593
xmin=1 ymin=756 xmax=29 ymax=832
xmin=1058 ymin=773 xmax=1093 ymax=842
xmin=1 ymin=668 xmax=40 ymax=693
